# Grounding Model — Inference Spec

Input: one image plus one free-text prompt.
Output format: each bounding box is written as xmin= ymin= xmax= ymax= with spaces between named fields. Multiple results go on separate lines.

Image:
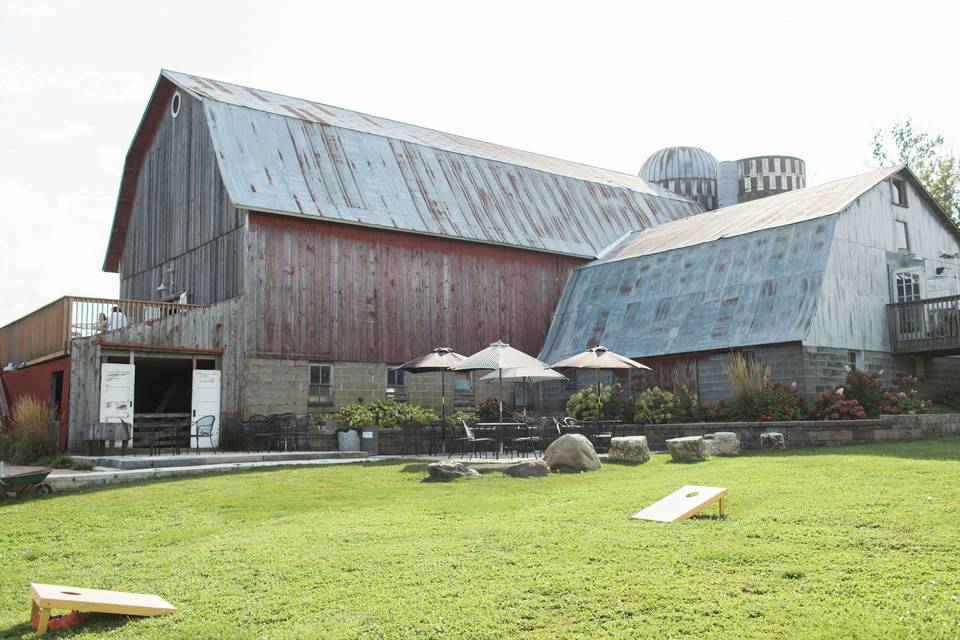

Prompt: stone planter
xmin=337 ymin=429 xmax=362 ymax=452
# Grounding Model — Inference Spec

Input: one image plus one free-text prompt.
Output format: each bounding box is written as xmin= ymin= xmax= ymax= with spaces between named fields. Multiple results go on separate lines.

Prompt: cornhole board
xmin=631 ymin=485 xmax=728 ymax=522
xmin=30 ymin=583 xmax=175 ymax=635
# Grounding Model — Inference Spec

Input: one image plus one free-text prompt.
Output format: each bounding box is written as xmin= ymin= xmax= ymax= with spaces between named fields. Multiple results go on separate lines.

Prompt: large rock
xmin=608 ymin=436 xmax=651 ymax=463
xmin=760 ymin=432 xmax=786 ymax=450
xmin=544 ymin=434 xmax=601 ymax=472
xmin=426 ymin=461 xmax=481 ymax=481
xmin=666 ymin=436 xmax=707 ymax=462
xmin=704 ymin=432 xmax=741 ymax=456
xmin=502 ymin=459 xmax=550 ymax=478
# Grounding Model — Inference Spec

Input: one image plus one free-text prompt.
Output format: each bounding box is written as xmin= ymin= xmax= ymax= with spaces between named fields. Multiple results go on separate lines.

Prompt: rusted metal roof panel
xmin=538 ymin=215 xmax=836 ymax=362
xmin=156 ymin=70 xmax=702 ymax=259
xmin=597 ymin=166 xmax=902 ymax=263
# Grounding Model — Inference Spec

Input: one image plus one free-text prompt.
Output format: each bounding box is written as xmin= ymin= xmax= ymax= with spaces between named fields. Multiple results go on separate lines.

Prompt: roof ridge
xmin=160 ymin=69 xmax=689 ymax=201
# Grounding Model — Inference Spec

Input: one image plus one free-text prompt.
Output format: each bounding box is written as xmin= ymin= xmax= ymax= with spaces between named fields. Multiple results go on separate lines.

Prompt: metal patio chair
xmin=190 ymin=415 xmax=217 ymax=452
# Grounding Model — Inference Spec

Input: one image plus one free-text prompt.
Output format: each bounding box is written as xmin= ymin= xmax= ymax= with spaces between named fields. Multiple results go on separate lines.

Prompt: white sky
xmin=1 ymin=0 xmax=958 ymax=326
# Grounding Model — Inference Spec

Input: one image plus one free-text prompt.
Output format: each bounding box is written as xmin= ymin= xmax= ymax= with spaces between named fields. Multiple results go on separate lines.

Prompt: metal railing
xmin=0 ymin=296 xmax=202 ymax=367
xmin=887 ymin=294 xmax=960 ymax=354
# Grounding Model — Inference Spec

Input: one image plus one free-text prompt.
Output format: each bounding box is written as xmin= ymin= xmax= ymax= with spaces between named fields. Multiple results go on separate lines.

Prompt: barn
xmin=0 ymin=70 xmax=704 ymax=450
xmin=540 ymin=166 xmax=960 ymax=401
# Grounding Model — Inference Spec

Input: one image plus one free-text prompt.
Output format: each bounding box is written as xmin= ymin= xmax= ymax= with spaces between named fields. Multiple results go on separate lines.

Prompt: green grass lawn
xmin=2 ymin=439 xmax=960 ymax=639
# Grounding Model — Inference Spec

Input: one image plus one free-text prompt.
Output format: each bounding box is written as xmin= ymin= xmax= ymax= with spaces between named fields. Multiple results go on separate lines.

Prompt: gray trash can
xmin=359 ymin=427 xmax=379 ymax=455
xmin=337 ymin=429 xmax=361 ymax=452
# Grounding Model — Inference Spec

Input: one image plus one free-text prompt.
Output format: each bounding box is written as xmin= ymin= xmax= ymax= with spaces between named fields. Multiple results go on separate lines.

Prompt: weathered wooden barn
xmin=540 ymin=166 xmax=960 ymax=400
xmin=1 ymin=70 xmax=704 ymax=449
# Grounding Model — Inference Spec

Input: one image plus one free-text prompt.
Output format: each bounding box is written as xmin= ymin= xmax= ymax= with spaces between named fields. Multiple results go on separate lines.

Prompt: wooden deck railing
xmin=887 ymin=294 xmax=960 ymax=354
xmin=0 ymin=296 xmax=202 ymax=367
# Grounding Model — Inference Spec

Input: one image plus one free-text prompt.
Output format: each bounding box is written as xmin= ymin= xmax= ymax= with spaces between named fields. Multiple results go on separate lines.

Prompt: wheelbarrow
xmin=0 ymin=465 xmax=52 ymax=497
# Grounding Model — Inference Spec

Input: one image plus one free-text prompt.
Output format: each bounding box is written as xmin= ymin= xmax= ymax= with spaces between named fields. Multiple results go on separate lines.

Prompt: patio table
xmin=476 ymin=422 xmax=523 ymax=456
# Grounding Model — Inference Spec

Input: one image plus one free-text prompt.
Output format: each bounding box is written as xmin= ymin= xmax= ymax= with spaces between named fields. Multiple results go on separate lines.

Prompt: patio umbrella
xmin=551 ymin=345 xmax=651 ymax=419
xmin=453 ymin=341 xmax=549 ymax=426
xmin=396 ymin=347 xmax=467 ymax=441
xmin=479 ymin=366 xmax=568 ymax=419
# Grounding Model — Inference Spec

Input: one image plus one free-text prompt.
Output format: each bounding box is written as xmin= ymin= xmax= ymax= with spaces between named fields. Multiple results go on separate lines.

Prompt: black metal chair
xmin=156 ymin=417 xmax=184 ymax=455
xmin=221 ymin=416 xmax=246 ymax=451
xmin=455 ymin=421 xmax=497 ymax=460
xmin=399 ymin=422 xmax=422 ymax=456
xmin=190 ymin=415 xmax=217 ymax=452
xmin=291 ymin=415 xmax=313 ymax=451
xmin=272 ymin=413 xmax=296 ymax=450
xmin=512 ymin=418 xmax=546 ymax=458
xmin=247 ymin=414 xmax=279 ymax=451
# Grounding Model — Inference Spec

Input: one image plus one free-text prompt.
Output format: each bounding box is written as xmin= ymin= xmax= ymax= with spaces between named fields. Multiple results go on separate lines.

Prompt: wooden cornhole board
xmin=30 ymin=583 xmax=175 ymax=635
xmin=631 ymin=485 xmax=728 ymax=522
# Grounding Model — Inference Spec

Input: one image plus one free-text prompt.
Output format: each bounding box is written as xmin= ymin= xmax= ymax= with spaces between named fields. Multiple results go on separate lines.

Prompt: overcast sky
xmin=1 ymin=0 xmax=958 ymax=326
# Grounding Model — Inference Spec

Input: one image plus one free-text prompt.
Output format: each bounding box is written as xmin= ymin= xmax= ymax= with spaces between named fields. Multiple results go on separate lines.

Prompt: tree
xmin=872 ymin=118 xmax=960 ymax=222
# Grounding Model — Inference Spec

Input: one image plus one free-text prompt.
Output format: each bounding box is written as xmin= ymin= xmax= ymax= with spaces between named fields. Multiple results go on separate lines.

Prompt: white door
xmin=191 ymin=370 xmax=221 ymax=448
xmin=99 ymin=363 xmax=135 ymax=444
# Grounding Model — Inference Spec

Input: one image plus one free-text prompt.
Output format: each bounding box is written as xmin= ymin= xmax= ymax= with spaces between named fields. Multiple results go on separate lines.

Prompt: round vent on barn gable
xmin=171 ymin=91 xmax=181 ymax=118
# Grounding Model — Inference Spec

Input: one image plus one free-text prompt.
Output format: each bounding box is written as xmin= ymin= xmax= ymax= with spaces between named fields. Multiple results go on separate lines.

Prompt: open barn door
xmin=99 ymin=363 xmax=135 ymax=445
xmin=191 ymin=370 xmax=221 ymax=448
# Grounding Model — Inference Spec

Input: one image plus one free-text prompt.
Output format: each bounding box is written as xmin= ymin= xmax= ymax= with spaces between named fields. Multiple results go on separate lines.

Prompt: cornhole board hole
xmin=30 ymin=583 xmax=175 ymax=635
xmin=631 ymin=485 xmax=728 ymax=523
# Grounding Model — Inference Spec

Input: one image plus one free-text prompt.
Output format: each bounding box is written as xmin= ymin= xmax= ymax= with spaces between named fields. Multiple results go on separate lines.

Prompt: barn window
xmin=308 ymin=364 xmax=333 ymax=407
xmin=895 ymin=221 xmax=910 ymax=251
xmin=171 ymin=91 xmax=181 ymax=118
xmin=892 ymin=178 xmax=908 ymax=207
xmin=386 ymin=367 xmax=407 ymax=401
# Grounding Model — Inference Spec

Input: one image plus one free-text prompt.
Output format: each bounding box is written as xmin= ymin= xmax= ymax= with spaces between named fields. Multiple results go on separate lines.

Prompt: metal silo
xmin=735 ymin=155 xmax=806 ymax=203
xmin=639 ymin=146 xmax=719 ymax=210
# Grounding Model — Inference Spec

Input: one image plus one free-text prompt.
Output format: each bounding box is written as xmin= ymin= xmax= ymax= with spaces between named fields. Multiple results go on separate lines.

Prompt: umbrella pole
xmin=441 ymin=370 xmax=447 ymax=454
xmin=523 ymin=377 xmax=528 ymax=423
xmin=596 ymin=369 xmax=602 ymax=420
xmin=499 ymin=370 xmax=504 ymax=458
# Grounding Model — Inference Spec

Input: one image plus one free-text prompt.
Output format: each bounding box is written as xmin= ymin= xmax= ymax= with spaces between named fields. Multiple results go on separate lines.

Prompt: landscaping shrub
xmin=477 ymin=399 xmax=502 ymax=422
xmin=880 ymin=376 xmax=932 ymax=415
xmin=0 ymin=395 xmax=56 ymax=465
xmin=754 ymin=382 xmax=806 ymax=422
xmin=725 ymin=351 xmax=770 ymax=397
xmin=336 ymin=401 xmax=439 ymax=428
xmin=815 ymin=389 xmax=867 ymax=420
xmin=840 ymin=369 xmax=884 ymax=417
xmin=449 ymin=411 xmax=478 ymax=425
xmin=565 ymin=383 xmax=627 ymax=420
xmin=633 ymin=386 xmax=702 ymax=424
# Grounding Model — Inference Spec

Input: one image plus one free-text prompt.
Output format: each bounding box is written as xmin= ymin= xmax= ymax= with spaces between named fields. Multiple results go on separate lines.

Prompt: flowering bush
xmin=754 ymin=382 xmax=806 ymax=422
xmin=840 ymin=369 xmax=884 ymax=417
xmin=634 ymin=387 xmax=673 ymax=424
xmin=336 ymin=400 xmax=439 ymax=429
xmin=815 ymin=388 xmax=867 ymax=420
xmin=880 ymin=376 xmax=932 ymax=415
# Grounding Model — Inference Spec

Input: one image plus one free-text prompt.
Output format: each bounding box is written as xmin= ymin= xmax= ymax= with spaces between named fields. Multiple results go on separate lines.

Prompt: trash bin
xmin=359 ymin=426 xmax=379 ymax=455
xmin=337 ymin=429 xmax=361 ymax=452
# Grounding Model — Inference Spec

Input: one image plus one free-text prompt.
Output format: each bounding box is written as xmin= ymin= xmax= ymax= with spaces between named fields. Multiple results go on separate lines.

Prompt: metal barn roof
xmin=538 ymin=166 xmax=959 ymax=362
xmin=598 ymin=166 xmax=903 ymax=263
xmin=103 ymin=71 xmax=706 ymax=272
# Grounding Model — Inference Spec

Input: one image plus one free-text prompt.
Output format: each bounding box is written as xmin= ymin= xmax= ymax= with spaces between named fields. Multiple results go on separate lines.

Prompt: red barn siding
xmin=1 ymin=356 xmax=71 ymax=449
xmin=245 ymin=212 xmax=585 ymax=362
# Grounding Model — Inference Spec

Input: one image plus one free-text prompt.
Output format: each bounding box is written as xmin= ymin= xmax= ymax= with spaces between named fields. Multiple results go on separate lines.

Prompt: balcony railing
xmin=0 ymin=296 xmax=202 ymax=367
xmin=887 ymin=294 xmax=960 ymax=355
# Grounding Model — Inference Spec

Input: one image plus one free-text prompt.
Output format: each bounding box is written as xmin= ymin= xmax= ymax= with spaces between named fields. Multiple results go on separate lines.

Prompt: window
xmin=895 ymin=221 xmax=910 ymax=251
xmin=892 ymin=178 xmax=908 ymax=206
xmin=171 ymin=91 xmax=181 ymax=118
xmin=386 ymin=367 xmax=407 ymax=401
xmin=308 ymin=364 xmax=333 ymax=407
xmin=454 ymin=371 xmax=472 ymax=392
xmin=847 ymin=350 xmax=865 ymax=371
xmin=894 ymin=272 xmax=922 ymax=303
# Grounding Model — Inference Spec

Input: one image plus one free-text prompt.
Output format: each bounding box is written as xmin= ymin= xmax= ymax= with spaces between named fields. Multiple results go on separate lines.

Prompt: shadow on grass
xmin=0 ymin=613 xmax=130 ymax=638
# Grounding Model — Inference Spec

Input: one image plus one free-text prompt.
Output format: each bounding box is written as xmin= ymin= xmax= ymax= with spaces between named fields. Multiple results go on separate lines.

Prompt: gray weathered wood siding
xmin=806 ymin=179 xmax=960 ymax=352
xmin=119 ymin=90 xmax=244 ymax=304
xmin=67 ymin=299 xmax=244 ymax=449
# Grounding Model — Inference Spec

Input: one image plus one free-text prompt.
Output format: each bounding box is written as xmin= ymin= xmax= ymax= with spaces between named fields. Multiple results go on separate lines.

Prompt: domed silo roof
xmin=639 ymin=146 xmax=719 ymax=210
xmin=639 ymin=146 xmax=719 ymax=183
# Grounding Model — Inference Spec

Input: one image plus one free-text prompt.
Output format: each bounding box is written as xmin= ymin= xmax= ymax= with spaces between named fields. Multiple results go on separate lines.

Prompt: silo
xmin=639 ymin=146 xmax=719 ymax=210
xmin=736 ymin=155 xmax=806 ymax=203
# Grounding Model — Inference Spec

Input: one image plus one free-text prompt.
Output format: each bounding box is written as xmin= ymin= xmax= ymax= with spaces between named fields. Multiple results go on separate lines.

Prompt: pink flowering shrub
xmin=815 ymin=387 xmax=868 ymax=420
xmin=880 ymin=376 xmax=932 ymax=415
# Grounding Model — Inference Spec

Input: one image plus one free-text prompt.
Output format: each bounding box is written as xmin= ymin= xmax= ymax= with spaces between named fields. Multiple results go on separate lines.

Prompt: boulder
xmin=502 ymin=459 xmax=550 ymax=478
xmin=704 ymin=432 xmax=741 ymax=456
xmin=544 ymin=434 xmax=601 ymax=472
xmin=760 ymin=432 xmax=786 ymax=450
xmin=608 ymin=436 xmax=651 ymax=463
xmin=666 ymin=436 xmax=708 ymax=462
xmin=426 ymin=461 xmax=481 ymax=481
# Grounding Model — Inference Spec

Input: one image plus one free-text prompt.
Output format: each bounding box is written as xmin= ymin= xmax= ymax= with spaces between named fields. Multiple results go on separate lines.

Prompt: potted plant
xmin=334 ymin=405 xmax=374 ymax=452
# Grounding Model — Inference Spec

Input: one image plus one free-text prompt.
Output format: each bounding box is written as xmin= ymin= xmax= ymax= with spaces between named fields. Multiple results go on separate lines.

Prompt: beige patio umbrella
xmin=479 ymin=366 xmax=568 ymax=419
xmin=551 ymin=345 xmax=650 ymax=419
xmin=454 ymin=341 xmax=550 ymax=426
xmin=396 ymin=347 xmax=467 ymax=443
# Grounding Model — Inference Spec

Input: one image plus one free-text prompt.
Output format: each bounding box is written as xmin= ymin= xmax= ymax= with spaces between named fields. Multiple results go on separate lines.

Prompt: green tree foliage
xmin=872 ymin=118 xmax=960 ymax=221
